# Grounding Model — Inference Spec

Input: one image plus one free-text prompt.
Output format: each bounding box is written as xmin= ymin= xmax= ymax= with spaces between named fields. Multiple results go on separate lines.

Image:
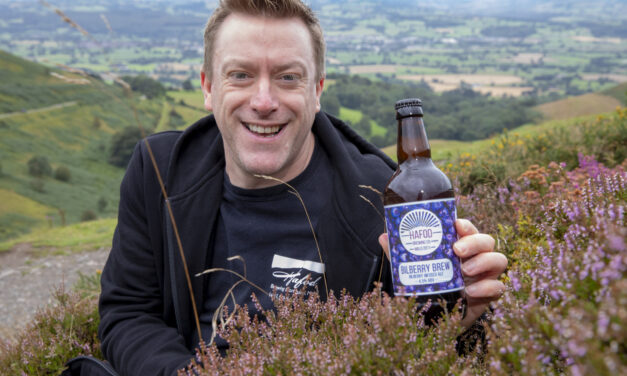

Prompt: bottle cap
xmin=395 ymin=98 xmax=423 ymax=119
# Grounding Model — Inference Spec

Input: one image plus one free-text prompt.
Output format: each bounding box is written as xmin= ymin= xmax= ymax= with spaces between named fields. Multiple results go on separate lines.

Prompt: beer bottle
xmin=383 ymin=98 xmax=465 ymax=323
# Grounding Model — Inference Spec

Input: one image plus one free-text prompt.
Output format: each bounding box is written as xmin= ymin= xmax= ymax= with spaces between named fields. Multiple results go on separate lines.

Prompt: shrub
xmin=0 ymin=285 xmax=101 ymax=375
xmin=27 ymin=155 xmax=52 ymax=177
xmin=54 ymin=165 xmax=71 ymax=182
xmin=97 ymin=196 xmax=108 ymax=212
xmin=121 ymin=75 xmax=166 ymax=99
xmin=30 ymin=178 xmax=45 ymax=192
xmin=93 ymin=116 xmax=103 ymax=129
xmin=80 ymin=210 xmax=97 ymax=222
xmin=108 ymin=126 xmax=144 ymax=168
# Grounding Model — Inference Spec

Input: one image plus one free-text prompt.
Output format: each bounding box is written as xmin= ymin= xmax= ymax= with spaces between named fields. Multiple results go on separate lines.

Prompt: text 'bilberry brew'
xmin=383 ymin=98 xmax=465 ymax=322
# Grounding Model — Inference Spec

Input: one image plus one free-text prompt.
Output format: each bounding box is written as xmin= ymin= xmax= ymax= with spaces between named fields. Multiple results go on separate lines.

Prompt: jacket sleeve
xmin=98 ymin=143 xmax=193 ymax=376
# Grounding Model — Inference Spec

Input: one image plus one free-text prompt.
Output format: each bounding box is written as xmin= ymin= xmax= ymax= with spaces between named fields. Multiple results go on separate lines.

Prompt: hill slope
xmin=533 ymin=90 xmax=623 ymax=121
xmin=0 ymin=50 xmax=163 ymax=241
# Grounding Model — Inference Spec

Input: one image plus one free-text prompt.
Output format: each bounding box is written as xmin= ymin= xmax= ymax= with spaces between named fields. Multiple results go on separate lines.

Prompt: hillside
xmin=0 ymin=50 xmax=164 ymax=241
xmin=534 ymin=89 xmax=624 ymax=121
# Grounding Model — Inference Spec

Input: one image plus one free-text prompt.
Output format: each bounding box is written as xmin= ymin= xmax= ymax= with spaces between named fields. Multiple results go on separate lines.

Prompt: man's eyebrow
xmin=272 ymin=61 xmax=308 ymax=74
xmin=220 ymin=58 xmax=256 ymax=71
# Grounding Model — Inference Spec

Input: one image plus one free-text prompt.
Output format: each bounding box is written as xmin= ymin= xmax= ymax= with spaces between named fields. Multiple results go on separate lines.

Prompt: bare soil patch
xmin=0 ymin=243 xmax=110 ymax=342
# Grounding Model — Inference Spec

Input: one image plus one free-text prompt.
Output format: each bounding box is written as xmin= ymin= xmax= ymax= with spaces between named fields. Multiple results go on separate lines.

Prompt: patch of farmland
xmin=397 ymin=73 xmax=530 ymax=96
xmin=571 ymin=36 xmax=622 ymax=44
xmin=398 ymin=74 xmax=524 ymax=86
xmin=582 ymin=74 xmax=627 ymax=83
xmin=505 ymin=53 xmax=544 ymax=64
xmin=348 ymin=64 xmax=408 ymax=74
xmin=473 ymin=86 xmax=534 ymax=97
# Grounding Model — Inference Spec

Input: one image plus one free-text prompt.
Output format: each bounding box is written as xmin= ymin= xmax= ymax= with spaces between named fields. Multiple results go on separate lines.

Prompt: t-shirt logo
xmin=270 ymin=254 xmax=324 ymax=296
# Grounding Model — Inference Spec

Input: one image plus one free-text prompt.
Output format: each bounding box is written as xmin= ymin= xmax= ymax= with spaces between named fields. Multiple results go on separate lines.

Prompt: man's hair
xmin=202 ymin=0 xmax=326 ymax=81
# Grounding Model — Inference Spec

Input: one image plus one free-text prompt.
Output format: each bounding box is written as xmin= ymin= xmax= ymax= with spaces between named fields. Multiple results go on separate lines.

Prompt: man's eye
xmin=281 ymin=74 xmax=298 ymax=81
xmin=231 ymin=72 xmax=249 ymax=80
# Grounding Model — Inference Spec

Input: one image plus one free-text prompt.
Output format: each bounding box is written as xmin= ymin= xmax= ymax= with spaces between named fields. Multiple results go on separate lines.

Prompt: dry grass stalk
xmin=100 ymin=14 xmax=113 ymax=34
xmin=39 ymin=1 xmax=92 ymax=39
xmin=254 ymin=174 xmax=329 ymax=298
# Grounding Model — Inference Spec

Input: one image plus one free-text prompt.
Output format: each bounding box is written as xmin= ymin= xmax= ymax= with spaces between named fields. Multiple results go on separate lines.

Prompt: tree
xmin=81 ymin=210 xmax=97 ymax=222
xmin=121 ymin=75 xmax=166 ymax=99
xmin=182 ymin=79 xmax=194 ymax=91
xmin=54 ymin=166 xmax=71 ymax=182
xmin=27 ymin=156 xmax=52 ymax=177
xmin=109 ymin=126 xmax=145 ymax=168
xmin=320 ymin=92 xmax=340 ymax=117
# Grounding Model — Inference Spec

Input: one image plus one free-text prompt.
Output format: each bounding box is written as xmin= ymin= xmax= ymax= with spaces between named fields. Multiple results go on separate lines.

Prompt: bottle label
xmin=384 ymin=198 xmax=464 ymax=296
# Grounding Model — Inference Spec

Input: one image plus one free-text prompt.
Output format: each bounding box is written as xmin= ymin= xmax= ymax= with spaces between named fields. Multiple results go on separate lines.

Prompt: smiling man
xmin=90 ymin=1 xmax=508 ymax=375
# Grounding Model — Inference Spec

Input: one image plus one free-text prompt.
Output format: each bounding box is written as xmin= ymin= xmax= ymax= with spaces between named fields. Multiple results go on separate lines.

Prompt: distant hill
xmin=0 ymin=50 xmax=165 ymax=241
xmin=533 ymin=84 xmax=625 ymax=121
xmin=382 ymin=83 xmax=626 ymax=161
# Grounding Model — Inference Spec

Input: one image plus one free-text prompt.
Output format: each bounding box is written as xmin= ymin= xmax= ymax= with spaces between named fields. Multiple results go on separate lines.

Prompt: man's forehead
xmin=214 ymin=12 xmax=311 ymax=45
xmin=212 ymin=13 xmax=315 ymax=67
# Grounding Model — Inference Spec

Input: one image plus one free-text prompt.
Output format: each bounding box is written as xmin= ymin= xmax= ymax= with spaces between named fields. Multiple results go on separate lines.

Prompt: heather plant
xmin=181 ymin=288 xmax=477 ymax=375
xmin=483 ymin=163 xmax=626 ymax=375
xmin=0 ymin=283 xmax=101 ymax=375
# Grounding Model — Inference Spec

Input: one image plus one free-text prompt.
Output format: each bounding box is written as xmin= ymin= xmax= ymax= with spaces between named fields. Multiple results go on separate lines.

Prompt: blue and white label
xmin=384 ymin=198 xmax=464 ymax=296
xmin=399 ymin=209 xmax=443 ymax=255
xmin=399 ymin=259 xmax=453 ymax=285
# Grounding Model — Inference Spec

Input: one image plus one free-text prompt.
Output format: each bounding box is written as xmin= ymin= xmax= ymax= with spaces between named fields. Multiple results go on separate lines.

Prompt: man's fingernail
xmin=465 ymin=284 xmax=477 ymax=296
xmin=463 ymin=260 xmax=476 ymax=274
xmin=454 ymin=243 xmax=465 ymax=256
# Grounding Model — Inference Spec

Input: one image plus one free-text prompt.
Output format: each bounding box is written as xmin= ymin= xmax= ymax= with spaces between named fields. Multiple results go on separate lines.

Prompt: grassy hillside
xmin=534 ymin=91 xmax=623 ymax=121
xmin=602 ymin=82 xmax=627 ymax=105
xmin=0 ymin=50 xmax=164 ymax=241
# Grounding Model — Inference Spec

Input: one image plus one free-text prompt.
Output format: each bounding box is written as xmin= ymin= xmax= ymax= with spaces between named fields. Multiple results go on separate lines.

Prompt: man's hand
xmin=378 ymin=218 xmax=507 ymax=328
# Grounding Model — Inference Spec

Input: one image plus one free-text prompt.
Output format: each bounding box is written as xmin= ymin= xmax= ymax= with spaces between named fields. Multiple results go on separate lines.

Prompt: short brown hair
xmin=202 ymin=0 xmax=326 ymax=80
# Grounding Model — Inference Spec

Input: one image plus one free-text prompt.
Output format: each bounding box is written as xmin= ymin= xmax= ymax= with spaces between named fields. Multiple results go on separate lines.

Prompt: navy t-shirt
xmin=196 ymin=140 xmax=333 ymax=348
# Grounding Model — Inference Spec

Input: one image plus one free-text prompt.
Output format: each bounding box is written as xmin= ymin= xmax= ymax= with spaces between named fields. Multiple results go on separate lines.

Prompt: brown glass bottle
xmin=383 ymin=98 xmax=465 ymax=324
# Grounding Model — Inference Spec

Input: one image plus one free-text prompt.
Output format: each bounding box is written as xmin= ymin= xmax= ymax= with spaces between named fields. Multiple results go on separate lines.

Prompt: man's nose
xmin=250 ymin=78 xmax=278 ymax=116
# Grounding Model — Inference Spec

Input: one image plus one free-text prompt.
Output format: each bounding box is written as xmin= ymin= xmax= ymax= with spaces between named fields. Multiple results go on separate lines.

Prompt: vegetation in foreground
xmin=1 ymin=109 xmax=625 ymax=375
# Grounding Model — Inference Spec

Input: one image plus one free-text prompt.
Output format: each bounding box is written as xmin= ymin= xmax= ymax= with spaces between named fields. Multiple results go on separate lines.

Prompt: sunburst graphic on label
xmin=399 ymin=209 xmax=443 ymax=255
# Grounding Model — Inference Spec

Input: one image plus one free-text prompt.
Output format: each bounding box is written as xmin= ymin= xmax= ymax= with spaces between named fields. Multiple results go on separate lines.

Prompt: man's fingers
xmin=461 ymin=252 xmax=508 ymax=278
xmin=453 ymin=233 xmax=495 ymax=258
xmin=378 ymin=233 xmax=390 ymax=260
xmin=455 ymin=218 xmax=478 ymax=237
xmin=465 ymin=279 xmax=506 ymax=299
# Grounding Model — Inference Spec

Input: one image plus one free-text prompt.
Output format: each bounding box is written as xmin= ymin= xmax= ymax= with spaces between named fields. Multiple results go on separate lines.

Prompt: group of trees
xmin=120 ymin=75 xmax=166 ymax=99
xmin=321 ymin=73 xmax=540 ymax=146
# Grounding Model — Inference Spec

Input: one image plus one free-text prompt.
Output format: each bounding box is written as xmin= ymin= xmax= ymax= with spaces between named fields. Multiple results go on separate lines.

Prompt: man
xmin=96 ymin=1 xmax=507 ymax=375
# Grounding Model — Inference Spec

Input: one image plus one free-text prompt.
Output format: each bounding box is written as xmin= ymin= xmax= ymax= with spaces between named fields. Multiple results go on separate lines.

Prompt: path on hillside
xmin=0 ymin=244 xmax=109 ymax=342
xmin=0 ymin=101 xmax=78 ymax=120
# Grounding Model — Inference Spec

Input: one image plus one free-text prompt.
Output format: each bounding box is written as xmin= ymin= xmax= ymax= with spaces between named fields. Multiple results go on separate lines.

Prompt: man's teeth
xmin=246 ymin=123 xmax=281 ymax=135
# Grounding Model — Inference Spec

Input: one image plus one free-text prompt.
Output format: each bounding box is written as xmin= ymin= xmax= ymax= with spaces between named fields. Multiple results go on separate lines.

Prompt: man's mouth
xmin=244 ymin=122 xmax=284 ymax=137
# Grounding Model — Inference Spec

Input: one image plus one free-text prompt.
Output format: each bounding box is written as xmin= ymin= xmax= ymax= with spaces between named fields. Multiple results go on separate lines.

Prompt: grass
xmin=534 ymin=92 xmax=623 ymax=121
xmin=339 ymin=106 xmax=363 ymax=124
xmin=167 ymin=90 xmax=205 ymax=109
xmin=0 ymin=217 xmax=116 ymax=254
xmin=0 ymin=50 xmax=162 ymax=241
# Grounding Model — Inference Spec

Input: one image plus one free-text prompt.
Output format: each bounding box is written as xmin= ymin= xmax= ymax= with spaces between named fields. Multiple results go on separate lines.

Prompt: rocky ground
xmin=0 ymin=243 xmax=110 ymax=342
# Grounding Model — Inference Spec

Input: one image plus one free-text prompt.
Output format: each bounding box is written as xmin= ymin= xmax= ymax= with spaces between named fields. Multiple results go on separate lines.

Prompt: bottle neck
xmin=397 ymin=115 xmax=431 ymax=163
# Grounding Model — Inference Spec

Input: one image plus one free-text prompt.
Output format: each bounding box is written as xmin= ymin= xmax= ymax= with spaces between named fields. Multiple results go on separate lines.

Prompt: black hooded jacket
xmin=98 ymin=112 xmax=396 ymax=375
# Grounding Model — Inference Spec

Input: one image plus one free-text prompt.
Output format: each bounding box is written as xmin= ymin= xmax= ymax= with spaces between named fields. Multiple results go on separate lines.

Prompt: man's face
xmin=201 ymin=13 xmax=324 ymax=189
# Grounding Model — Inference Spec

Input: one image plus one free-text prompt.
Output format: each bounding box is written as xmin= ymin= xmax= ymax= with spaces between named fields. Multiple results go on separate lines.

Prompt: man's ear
xmin=315 ymin=75 xmax=325 ymax=113
xmin=200 ymin=71 xmax=213 ymax=112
